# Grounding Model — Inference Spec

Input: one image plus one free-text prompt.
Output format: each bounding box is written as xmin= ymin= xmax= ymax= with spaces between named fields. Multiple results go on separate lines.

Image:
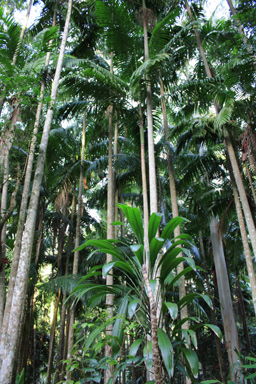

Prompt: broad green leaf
xmin=245 ymin=372 xmax=256 ymax=379
xmin=149 ymin=7 xmax=181 ymax=52
xmin=200 ymin=381 xmax=221 ymax=383
xmin=204 ymin=324 xmax=223 ymax=341
xmin=148 ymin=212 xmax=162 ymax=243
xmin=183 ymin=256 xmax=196 ymax=271
xmin=161 ymin=217 xmax=188 ymax=240
xmin=129 ymin=339 xmax=143 ymax=357
xmin=160 ymin=254 xmax=185 ymax=281
xmin=178 ymin=293 xmax=213 ymax=310
xmin=111 ymin=221 xmax=124 ymax=225
xmin=165 ymin=267 xmax=194 ymax=287
xmin=130 ymin=245 xmax=142 ymax=252
xmin=103 ymin=262 xmax=115 ymax=278
xmin=128 ymin=299 xmax=140 ymax=318
xmin=85 ymin=323 xmax=107 ymax=349
xmin=149 ymin=279 xmax=157 ymax=296
xmin=165 ymin=302 xmax=178 ymax=320
xmin=199 ymin=294 xmax=213 ymax=309
xmin=183 ymin=348 xmax=199 ymax=376
xmin=131 ymin=244 xmax=144 ymax=265
xmin=245 ymin=357 xmax=256 ymax=362
xmin=157 ymin=328 xmax=174 ymax=378
xmin=92 ymin=374 xmax=101 ymax=383
xmin=188 ymin=330 xmax=197 ymax=349
xmin=117 ymin=204 xmax=143 ymax=244
xmin=112 ymin=295 xmax=129 ymax=357
xmin=182 ymin=329 xmax=190 ymax=346
xmin=149 ymin=237 xmax=165 ymax=267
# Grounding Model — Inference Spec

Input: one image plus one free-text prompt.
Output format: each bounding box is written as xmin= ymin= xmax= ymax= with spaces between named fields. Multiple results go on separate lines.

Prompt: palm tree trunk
xmin=0 ymin=1 xmax=72 ymax=381
xmin=245 ymin=164 xmax=256 ymax=206
xmin=54 ymin=291 xmax=67 ymax=384
xmin=159 ymin=76 xmax=188 ymax=323
xmin=236 ymin=275 xmax=251 ymax=354
xmin=210 ymin=217 xmax=241 ymax=380
xmin=67 ymin=112 xmax=86 ymax=379
xmin=46 ymin=290 xmax=61 ymax=384
xmin=105 ymin=51 xmax=115 ymax=383
xmin=2 ymin=36 xmax=55 ymax=336
xmin=226 ymin=153 xmax=256 ymax=315
xmin=142 ymin=264 xmax=162 ymax=384
xmin=199 ymin=230 xmax=226 ymax=383
xmin=224 ymin=130 xmax=256 ymax=258
xmin=186 ymin=0 xmax=256 ymax=308
xmin=139 ymin=104 xmax=149 ymax=262
xmin=142 ymin=0 xmax=158 ymax=214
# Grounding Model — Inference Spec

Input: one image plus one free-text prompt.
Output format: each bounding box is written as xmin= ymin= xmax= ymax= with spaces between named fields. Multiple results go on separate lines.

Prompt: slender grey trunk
xmin=210 ymin=217 xmax=241 ymax=380
xmin=67 ymin=112 xmax=86 ymax=381
xmin=224 ymin=130 xmax=256 ymax=259
xmin=159 ymin=77 xmax=188 ymax=325
xmin=105 ymin=51 xmax=115 ymax=383
xmin=142 ymin=265 xmax=162 ymax=384
xmin=54 ymin=291 xmax=67 ymax=384
xmin=226 ymin=155 xmax=256 ymax=315
xmin=199 ymin=230 xmax=226 ymax=383
xmin=2 ymin=47 xmax=54 ymax=337
xmin=246 ymin=164 xmax=256 ymax=206
xmin=139 ymin=104 xmax=149 ymax=262
xmin=46 ymin=290 xmax=61 ymax=384
xmin=186 ymin=0 xmax=256 ymax=309
xmin=0 ymin=1 xmax=72 ymax=381
xmin=142 ymin=0 xmax=158 ymax=214
xmin=114 ymin=115 xmax=118 ymax=239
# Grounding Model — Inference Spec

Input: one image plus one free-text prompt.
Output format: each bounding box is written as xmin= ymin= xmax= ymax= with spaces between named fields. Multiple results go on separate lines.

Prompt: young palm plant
xmin=70 ymin=204 xmax=221 ymax=384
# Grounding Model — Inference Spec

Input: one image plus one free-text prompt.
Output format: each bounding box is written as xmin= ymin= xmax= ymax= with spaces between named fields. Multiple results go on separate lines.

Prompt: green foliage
xmin=68 ymin=205 xmax=221 ymax=382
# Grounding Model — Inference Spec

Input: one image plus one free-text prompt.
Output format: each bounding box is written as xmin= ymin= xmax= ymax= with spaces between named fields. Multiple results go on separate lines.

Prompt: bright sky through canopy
xmin=14 ymin=0 xmax=229 ymax=27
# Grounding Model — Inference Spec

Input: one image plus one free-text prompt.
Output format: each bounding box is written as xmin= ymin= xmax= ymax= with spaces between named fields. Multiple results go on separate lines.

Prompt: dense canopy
xmin=0 ymin=0 xmax=255 ymax=383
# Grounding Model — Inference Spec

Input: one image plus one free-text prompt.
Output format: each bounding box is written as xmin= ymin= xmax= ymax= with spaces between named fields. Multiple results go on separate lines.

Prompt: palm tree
xmin=0 ymin=0 xmax=73 ymax=381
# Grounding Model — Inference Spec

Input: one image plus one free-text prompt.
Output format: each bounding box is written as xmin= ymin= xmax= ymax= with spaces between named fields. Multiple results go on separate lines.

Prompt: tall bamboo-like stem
xmin=245 ymin=164 xmax=256 ymax=206
xmin=2 ymin=8 xmax=57 ymax=335
xmin=67 ymin=112 xmax=86 ymax=379
xmin=62 ymin=189 xmax=76 ymax=382
xmin=114 ymin=114 xmax=118 ymax=239
xmin=210 ymin=218 xmax=241 ymax=380
xmin=139 ymin=104 xmax=149 ymax=261
xmin=46 ymin=290 xmax=61 ymax=384
xmin=142 ymin=265 xmax=162 ymax=384
xmin=0 ymin=101 xmax=20 ymax=330
xmin=142 ymin=0 xmax=158 ymax=214
xmin=0 ymin=155 xmax=9 ymax=331
xmin=105 ymin=51 xmax=115 ymax=384
xmin=226 ymin=153 xmax=256 ymax=315
xmin=159 ymin=76 xmax=188 ymax=323
xmin=185 ymin=2 xmax=243 ymax=376
xmin=224 ymin=130 xmax=256 ymax=258
xmin=199 ymin=230 xmax=226 ymax=383
xmin=46 ymin=203 xmax=67 ymax=384
xmin=186 ymin=0 xmax=256 ymax=260
xmin=236 ymin=275 xmax=251 ymax=353
xmin=0 ymin=1 xmax=72 ymax=381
